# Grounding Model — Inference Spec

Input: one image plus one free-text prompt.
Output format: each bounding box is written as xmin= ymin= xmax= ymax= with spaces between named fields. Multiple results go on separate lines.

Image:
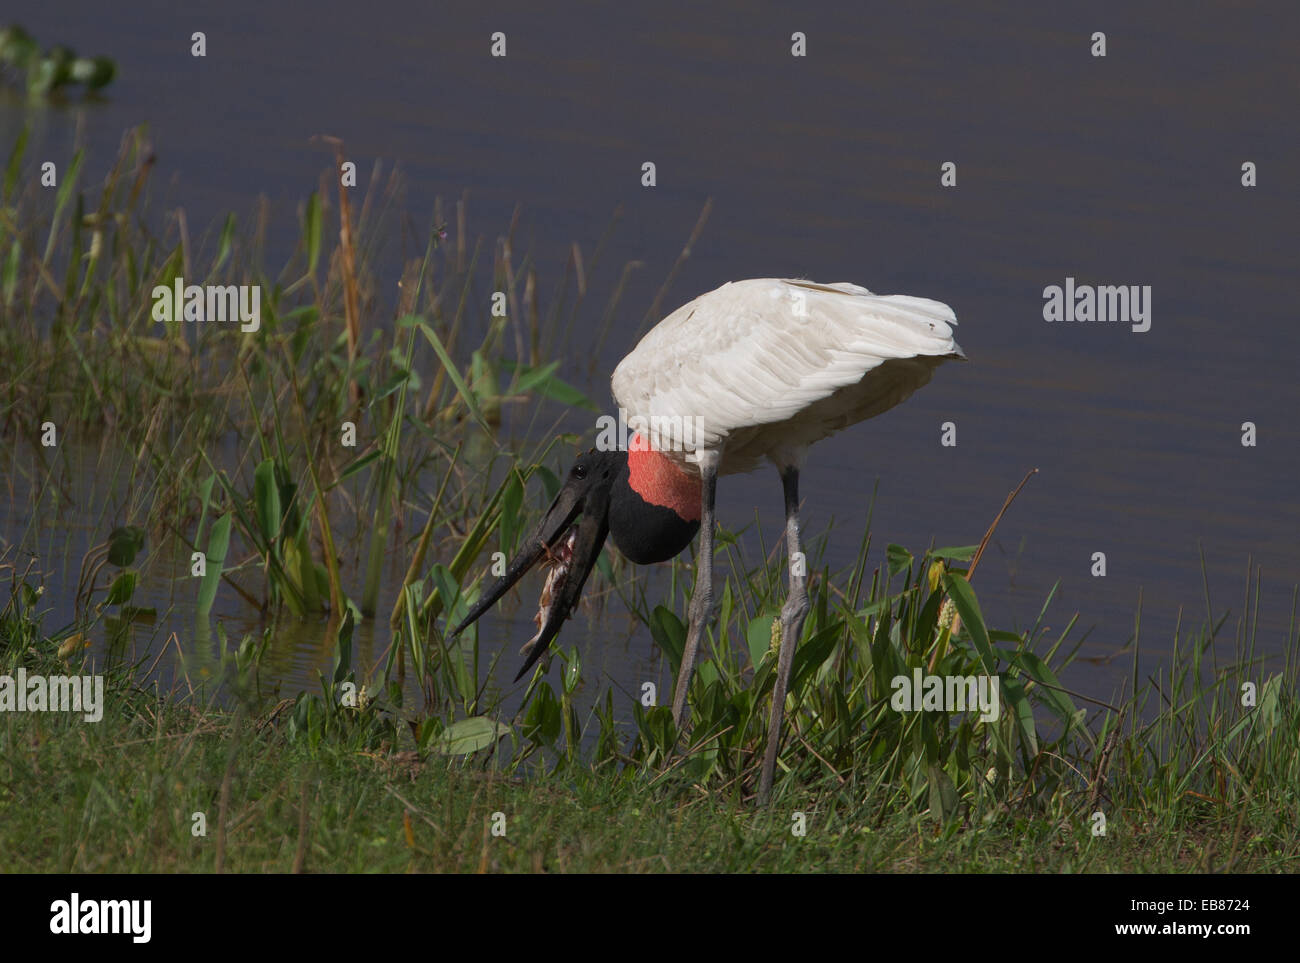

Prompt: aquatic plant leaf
xmin=197 ymin=512 xmax=232 ymax=616
xmin=253 ymin=459 xmax=282 ymax=545
xmin=927 ymin=763 xmax=958 ymax=821
xmin=70 ymin=56 xmax=114 ymax=89
xmin=941 ymin=572 xmax=996 ymax=675
xmin=789 ymin=622 xmax=841 ymax=695
xmin=1002 ymin=677 xmax=1037 ymax=755
xmin=106 ymin=526 xmax=145 ymax=567
xmin=886 ymin=543 xmax=912 ymax=576
xmin=649 ymin=605 xmax=684 ymax=676
xmin=434 ymin=717 xmax=511 ymax=755
xmin=562 ymin=645 xmax=581 ymax=695
xmin=303 ymin=192 xmax=322 ymax=277
xmin=746 ymin=613 xmax=774 ymax=669
xmin=522 ymin=684 xmax=562 ymax=746
xmin=105 ymin=570 xmax=137 ymax=605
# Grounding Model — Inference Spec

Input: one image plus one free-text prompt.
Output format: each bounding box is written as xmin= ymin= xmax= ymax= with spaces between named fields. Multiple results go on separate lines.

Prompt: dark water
xmin=3 ymin=1 xmax=1298 ymax=713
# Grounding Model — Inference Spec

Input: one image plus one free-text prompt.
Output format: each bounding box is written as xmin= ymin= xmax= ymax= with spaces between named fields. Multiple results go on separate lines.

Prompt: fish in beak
xmin=450 ymin=450 xmax=620 ymax=682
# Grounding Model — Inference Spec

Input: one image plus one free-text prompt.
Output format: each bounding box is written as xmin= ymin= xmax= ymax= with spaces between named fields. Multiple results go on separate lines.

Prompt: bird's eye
xmin=573 ymin=464 xmax=587 ymax=479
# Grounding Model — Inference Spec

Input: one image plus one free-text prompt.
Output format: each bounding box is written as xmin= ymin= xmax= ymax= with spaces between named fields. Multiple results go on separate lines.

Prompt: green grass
xmin=2 ymin=517 xmax=1297 ymax=873
xmin=0 ymin=697 xmax=1258 ymax=874
xmin=0 ymin=662 xmax=1292 ymax=873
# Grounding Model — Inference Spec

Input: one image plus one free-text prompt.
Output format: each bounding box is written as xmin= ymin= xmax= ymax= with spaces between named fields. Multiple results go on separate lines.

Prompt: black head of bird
xmin=449 ymin=444 xmax=702 ymax=681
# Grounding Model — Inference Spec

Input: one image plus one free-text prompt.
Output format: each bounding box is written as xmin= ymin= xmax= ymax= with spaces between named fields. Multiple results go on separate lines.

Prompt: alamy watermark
xmin=0 ymin=668 xmax=104 ymax=722
xmin=1043 ymin=277 xmax=1151 ymax=332
xmin=595 ymin=407 xmax=706 ymax=453
xmin=50 ymin=893 xmax=150 ymax=943
xmin=151 ymin=277 xmax=261 ymax=333
xmin=890 ymin=668 xmax=1000 ymax=722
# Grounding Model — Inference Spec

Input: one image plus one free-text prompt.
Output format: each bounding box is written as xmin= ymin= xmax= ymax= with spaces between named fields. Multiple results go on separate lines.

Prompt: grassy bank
xmin=3 ymin=532 xmax=1297 ymax=873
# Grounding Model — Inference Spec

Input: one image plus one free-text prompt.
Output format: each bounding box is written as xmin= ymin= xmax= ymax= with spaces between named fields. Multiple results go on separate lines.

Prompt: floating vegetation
xmin=0 ymin=24 xmax=116 ymax=97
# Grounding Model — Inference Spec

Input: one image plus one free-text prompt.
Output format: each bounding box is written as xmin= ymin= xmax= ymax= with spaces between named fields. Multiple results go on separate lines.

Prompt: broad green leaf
xmin=886 ymin=543 xmax=912 ymax=576
xmin=280 ymin=536 xmax=310 ymax=617
xmin=636 ymin=704 xmax=677 ymax=755
xmin=196 ymin=512 xmax=232 ymax=616
xmin=746 ymin=613 xmax=774 ymax=669
xmin=562 ymin=645 xmax=582 ymax=695
xmin=253 ymin=459 xmax=282 ymax=545
xmin=1002 ymin=676 xmax=1037 ymax=755
xmin=106 ymin=526 xmax=145 ymax=567
xmin=942 ymin=572 xmax=996 ymax=675
xmin=522 ymin=683 xmax=562 ymax=746
xmin=649 ymin=605 xmax=685 ymax=675
xmin=1010 ymin=648 xmax=1078 ymax=730
xmin=105 ymin=570 xmax=137 ymax=606
xmin=194 ymin=473 xmax=216 ymax=547
xmin=332 ymin=607 xmax=355 ymax=684
xmin=429 ymin=564 xmax=462 ymax=622
xmin=789 ymin=622 xmax=841 ymax=694
xmin=434 ymin=717 xmax=511 ymax=755
xmin=499 ymin=470 xmax=524 ymax=555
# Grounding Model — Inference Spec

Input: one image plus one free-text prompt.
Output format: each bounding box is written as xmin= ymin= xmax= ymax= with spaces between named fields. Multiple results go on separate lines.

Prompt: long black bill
xmin=450 ymin=454 xmax=615 ymax=683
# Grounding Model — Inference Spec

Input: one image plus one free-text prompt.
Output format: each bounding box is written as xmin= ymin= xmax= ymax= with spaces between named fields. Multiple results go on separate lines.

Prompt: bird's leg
xmin=758 ymin=465 xmax=809 ymax=805
xmin=671 ymin=450 xmax=720 ymax=728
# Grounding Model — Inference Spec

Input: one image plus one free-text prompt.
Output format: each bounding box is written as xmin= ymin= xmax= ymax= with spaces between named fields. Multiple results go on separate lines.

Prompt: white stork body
xmin=611 ymin=278 xmax=963 ymax=474
xmin=612 ymin=278 xmax=963 ymax=805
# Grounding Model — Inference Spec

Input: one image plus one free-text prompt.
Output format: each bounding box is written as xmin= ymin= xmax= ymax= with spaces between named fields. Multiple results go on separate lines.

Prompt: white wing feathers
xmin=610 ymin=279 xmax=961 ymax=455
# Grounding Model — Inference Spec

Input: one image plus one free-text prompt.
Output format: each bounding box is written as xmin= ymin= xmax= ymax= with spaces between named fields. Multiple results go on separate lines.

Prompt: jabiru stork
xmin=452 ymin=278 xmax=964 ymax=803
